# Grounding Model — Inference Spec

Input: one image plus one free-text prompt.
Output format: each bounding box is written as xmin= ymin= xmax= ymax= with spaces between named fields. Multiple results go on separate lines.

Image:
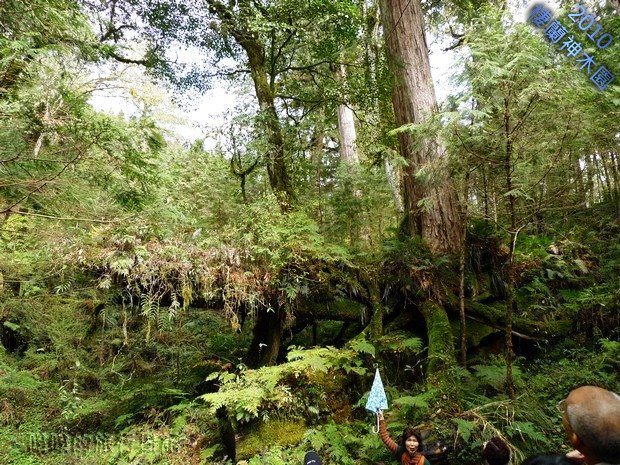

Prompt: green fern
xmin=200 ymin=345 xmax=364 ymax=423
xmin=472 ymin=363 xmax=523 ymax=389
xmin=453 ymin=418 xmax=476 ymax=442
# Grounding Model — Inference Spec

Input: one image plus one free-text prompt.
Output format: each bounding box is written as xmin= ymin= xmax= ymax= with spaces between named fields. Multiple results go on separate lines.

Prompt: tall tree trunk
xmin=379 ymin=0 xmax=462 ymax=255
xmin=384 ymin=158 xmax=404 ymax=213
xmin=596 ymin=151 xmax=613 ymax=202
xmin=592 ymin=153 xmax=605 ymax=203
xmin=337 ymin=103 xmax=359 ymax=164
xmin=503 ymin=94 xmax=516 ymax=400
xmin=585 ymin=155 xmax=595 ymax=205
xmin=336 ymin=64 xmax=360 ymax=164
xmin=536 ymin=181 xmax=545 ymax=233
xmin=364 ymin=0 xmax=404 ymax=214
xmin=492 ymin=183 xmax=499 ymax=223
xmin=459 ymin=172 xmax=469 ymax=367
xmin=335 ymin=62 xmax=362 ymax=244
xmin=245 ymin=44 xmax=293 ymax=210
xmin=311 ymin=124 xmax=325 ymax=226
xmin=609 ymin=151 xmax=620 ymax=217
xmin=573 ymin=152 xmax=587 ymax=206
xmin=379 ymin=0 xmax=461 ymax=381
xmin=367 ymin=280 xmax=385 ymax=341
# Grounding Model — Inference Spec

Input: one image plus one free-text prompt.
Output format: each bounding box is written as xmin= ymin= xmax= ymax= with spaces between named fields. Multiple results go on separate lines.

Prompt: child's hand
xmin=378 ymin=410 xmax=384 ymax=421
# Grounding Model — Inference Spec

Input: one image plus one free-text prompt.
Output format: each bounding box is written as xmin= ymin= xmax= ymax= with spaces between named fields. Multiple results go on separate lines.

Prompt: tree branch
xmin=8 ymin=210 xmax=130 ymax=224
xmin=106 ymin=51 xmax=151 ymax=66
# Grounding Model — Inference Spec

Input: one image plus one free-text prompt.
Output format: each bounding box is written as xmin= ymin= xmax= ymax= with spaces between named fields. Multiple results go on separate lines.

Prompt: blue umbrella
xmin=365 ymin=368 xmax=388 ymax=432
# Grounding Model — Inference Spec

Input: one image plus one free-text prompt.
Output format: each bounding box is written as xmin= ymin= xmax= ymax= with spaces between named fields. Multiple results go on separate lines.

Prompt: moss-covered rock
xmin=236 ymin=420 xmax=306 ymax=460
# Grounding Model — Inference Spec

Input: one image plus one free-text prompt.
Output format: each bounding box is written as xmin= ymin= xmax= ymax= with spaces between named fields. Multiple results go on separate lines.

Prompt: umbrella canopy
xmin=365 ymin=368 xmax=388 ymax=413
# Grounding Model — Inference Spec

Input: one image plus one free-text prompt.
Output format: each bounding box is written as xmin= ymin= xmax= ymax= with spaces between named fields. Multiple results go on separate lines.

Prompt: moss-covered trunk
xmin=420 ymin=300 xmax=456 ymax=380
xmin=365 ymin=280 xmax=383 ymax=341
xmin=245 ymin=44 xmax=293 ymax=211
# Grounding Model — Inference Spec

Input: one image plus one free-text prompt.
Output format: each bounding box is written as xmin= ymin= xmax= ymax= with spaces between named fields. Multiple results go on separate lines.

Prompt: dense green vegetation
xmin=1 ymin=0 xmax=618 ymax=464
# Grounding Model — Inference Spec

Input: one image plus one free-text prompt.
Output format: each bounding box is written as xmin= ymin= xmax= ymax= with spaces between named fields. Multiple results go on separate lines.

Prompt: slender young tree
xmin=335 ymin=64 xmax=360 ymax=164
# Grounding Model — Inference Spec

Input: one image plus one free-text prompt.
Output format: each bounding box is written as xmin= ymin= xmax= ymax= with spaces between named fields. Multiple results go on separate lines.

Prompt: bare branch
xmin=9 ymin=210 xmax=130 ymax=224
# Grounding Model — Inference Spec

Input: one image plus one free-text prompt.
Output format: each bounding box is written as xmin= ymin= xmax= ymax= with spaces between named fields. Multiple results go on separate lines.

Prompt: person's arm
xmin=378 ymin=411 xmax=399 ymax=454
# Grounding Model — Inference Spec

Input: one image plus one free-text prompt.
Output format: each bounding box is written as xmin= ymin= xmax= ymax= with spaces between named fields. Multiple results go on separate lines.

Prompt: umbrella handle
xmin=372 ymin=411 xmax=380 ymax=434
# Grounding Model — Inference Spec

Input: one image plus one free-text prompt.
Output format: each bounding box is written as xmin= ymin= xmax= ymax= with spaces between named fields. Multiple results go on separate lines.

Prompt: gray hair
xmin=566 ymin=391 xmax=620 ymax=463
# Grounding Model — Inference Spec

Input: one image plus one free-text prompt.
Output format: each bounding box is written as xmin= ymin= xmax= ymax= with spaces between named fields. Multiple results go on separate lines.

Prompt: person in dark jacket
xmin=522 ymin=454 xmax=582 ymax=465
xmin=483 ymin=436 xmax=510 ymax=465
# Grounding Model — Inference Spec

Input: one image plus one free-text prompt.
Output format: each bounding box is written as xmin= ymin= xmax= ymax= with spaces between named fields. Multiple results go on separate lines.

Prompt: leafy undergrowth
xmin=1 ymin=317 xmax=618 ymax=465
xmin=1 ymin=208 xmax=619 ymax=465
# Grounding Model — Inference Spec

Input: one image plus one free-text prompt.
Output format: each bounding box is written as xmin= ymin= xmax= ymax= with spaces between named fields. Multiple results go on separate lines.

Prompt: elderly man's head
xmin=560 ymin=386 xmax=620 ymax=465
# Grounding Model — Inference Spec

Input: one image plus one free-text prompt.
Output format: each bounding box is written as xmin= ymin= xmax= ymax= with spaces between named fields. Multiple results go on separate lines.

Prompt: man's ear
xmin=570 ymin=432 xmax=583 ymax=451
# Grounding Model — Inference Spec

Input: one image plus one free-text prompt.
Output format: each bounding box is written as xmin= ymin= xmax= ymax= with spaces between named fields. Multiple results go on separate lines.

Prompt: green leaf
xmin=348 ymin=366 xmax=367 ymax=375
xmin=453 ymin=418 xmax=476 ymax=442
xmin=507 ymin=421 xmax=540 ymax=441
xmin=347 ymin=338 xmax=376 ymax=356
xmin=3 ymin=321 xmax=20 ymax=331
xmin=393 ymin=394 xmax=429 ymax=409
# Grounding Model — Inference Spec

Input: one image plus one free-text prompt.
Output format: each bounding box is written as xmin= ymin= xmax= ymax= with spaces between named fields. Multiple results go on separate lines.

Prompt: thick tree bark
xmin=379 ymin=0 xmax=461 ymax=380
xmin=379 ymin=0 xmax=462 ymax=255
xmin=365 ymin=0 xmax=404 ymax=214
